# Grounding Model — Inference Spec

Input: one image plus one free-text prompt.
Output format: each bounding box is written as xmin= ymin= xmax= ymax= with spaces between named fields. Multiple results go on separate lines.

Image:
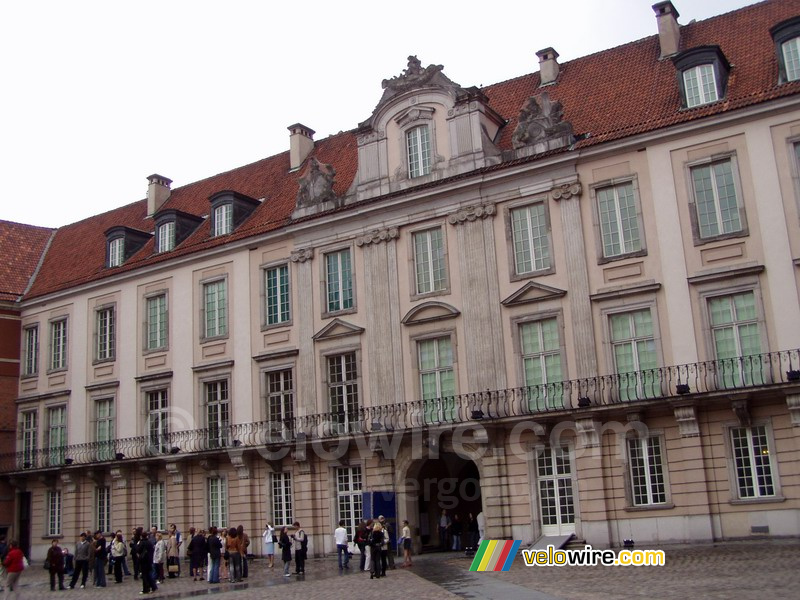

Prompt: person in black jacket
xmin=47 ymin=539 xmax=66 ymax=591
xmin=129 ymin=527 xmax=140 ymax=580
xmin=207 ymin=527 xmax=222 ymax=583
xmin=279 ymin=527 xmax=292 ymax=577
xmin=135 ymin=528 xmax=158 ymax=595
xmin=368 ymin=522 xmax=385 ymax=580
xmin=188 ymin=527 xmax=207 ymax=581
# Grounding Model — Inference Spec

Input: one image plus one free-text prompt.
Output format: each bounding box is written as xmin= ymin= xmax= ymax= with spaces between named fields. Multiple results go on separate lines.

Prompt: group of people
xmin=350 ymin=516 xmax=413 ymax=579
xmin=260 ymin=521 xmax=308 ymax=577
xmin=438 ymin=510 xmax=483 ymax=552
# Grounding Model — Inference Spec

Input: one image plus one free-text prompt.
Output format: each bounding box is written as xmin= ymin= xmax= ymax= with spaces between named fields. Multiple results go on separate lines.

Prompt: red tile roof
xmin=24 ymin=0 xmax=800 ymax=300
xmin=0 ymin=220 xmax=54 ymax=302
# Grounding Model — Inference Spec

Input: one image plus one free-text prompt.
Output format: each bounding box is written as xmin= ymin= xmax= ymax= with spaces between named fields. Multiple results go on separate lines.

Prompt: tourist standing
xmin=129 ymin=528 xmax=140 ymax=580
xmin=334 ymin=519 xmax=350 ymax=570
xmin=166 ymin=530 xmax=180 ymax=578
xmin=153 ymin=532 xmax=167 ymax=583
xmin=47 ymin=539 xmax=66 ymax=591
xmin=168 ymin=524 xmax=182 ymax=577
xmin=467 ymin=513 xmax=479 ymax=552
xmin=226 ymin=528 xmax=242 ymax=582
xmin=207 ymin=527 xmax=222 ymax=584
xmin=439 ymin=509 xmax=451 ymax=550
xmin=379 ymin=516 xmax=395 ymax=569
xmin=2 ymin=541 xmax=24 ymax=600
xmin=111 ymin=533 xmax=125 ymax=584
xmin=368 ymin=522 xmax=385 ymax=579
xmin=451 ymin=514 xmax=463 ymax=551
xmin=69 ymin=532 xmax=90 ymax=589
xmin=354 ymin=522 xmax=368 ymax=572
xmin=279 ymin=527 xmax=292 ymax=577
xmin=477 ymin=511 xmax=485 ymax=545
xmin=189 ymin=527 xmax=207 ymax=581
xmin=291 ymin=521 xmax=307 ymax=575
xmin=401 ymin=520 xmax=413 ymax=567
xmin=136 ymin=528 xmax=158 ymax=595
xmin=262 ymin=522 xmax=275 ymax=569
xmin=237 ymin=525 xmax=249 ymax=578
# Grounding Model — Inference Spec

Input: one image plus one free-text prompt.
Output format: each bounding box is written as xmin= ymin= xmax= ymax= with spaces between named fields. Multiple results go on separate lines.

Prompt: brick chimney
xmin=288 ymin=123 xmax=315 ymax=171
xmin=536 ymin=48 xmax=560 ymax=86
xmin=147 ymin=174 xmax=172 ymax=216
xmin=652 ymin=1 xmax=681 ymax=59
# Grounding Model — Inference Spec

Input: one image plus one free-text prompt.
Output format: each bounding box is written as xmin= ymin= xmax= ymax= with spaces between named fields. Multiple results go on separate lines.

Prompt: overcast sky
xmin=1 ymin=0 xmax=755 ymax=228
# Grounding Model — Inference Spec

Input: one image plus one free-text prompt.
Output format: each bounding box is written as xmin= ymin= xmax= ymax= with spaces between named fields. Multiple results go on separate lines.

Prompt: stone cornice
xmin=550 ymin=181 xmax=582 ymax=202
xmin=290 ymin=248 xmax=314 ymax=263
xmin=447 ymin=203 xmax=496 ymax=225
xmin=355 ymin=227 xmax=399 ymax=247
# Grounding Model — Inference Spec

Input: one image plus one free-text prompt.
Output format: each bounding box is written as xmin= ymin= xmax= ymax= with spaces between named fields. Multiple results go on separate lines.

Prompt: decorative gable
xmin=501 ymin=282 xmax=567 ymax=307
xmin=312 ymin=318 xmax=365 ymax=341
xmin=401 ymin=301 xmax=460 ymax=326
xmin=292 ymin=158 xmax=340 ymax=219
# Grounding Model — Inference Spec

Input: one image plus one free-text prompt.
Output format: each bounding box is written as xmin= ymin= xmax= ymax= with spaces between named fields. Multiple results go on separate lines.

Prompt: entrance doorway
xmin=536 ymin=446 xmax=576 ymax=536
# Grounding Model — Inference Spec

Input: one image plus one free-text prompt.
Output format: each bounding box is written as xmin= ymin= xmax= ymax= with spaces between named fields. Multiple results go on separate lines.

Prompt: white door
xmin=537 ymin=446 xmax=576 ymax=536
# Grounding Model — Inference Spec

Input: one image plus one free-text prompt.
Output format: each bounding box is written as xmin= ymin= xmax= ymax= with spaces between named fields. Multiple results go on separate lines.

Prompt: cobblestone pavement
xmin=7 ymin=540 xmax=800 ymax=599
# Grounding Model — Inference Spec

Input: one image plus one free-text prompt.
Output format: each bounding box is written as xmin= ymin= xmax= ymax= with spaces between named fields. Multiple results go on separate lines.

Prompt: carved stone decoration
xmin=296 ymin=158 xmax=338 ymax=209
xmin=576 ymin=417 xmax=601 ymax=448
xmin=165 ymin=461 xmax=185 ymax=485
xmin=356 ymin=226 xmax=399 ymax=247
xmin=229 ymin=452 xmax=251 ymax=480
xmin=447 ymin=203 xmax=497 ymax=226
xmin=382 ymin=56 xmax=444 ymax=93
xmin=786 ymin=394 xmax=800 ymax=426
xmin=110 ymin=467 xmax=128 ymax=489
xmin=731 ymin=399 xmax=751 ymax=427
xmin=290 ymin=248 xmax=314 ymax=263
xmin=198 ymin=458 xmax=218 ymax=478
xmin=551 ymin=182 xmax=583 ymax=202
xmin=512 ymin=92 xmax=574 ymax=151
xmin=673 ymin=405 xmax=700 ymax=437
xmin=60 ymin=471 xmax=77 ymax=494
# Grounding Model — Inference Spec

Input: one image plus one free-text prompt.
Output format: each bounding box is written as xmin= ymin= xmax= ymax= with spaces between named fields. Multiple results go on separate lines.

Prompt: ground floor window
xmin=271 ymin=472 xmax=293 ymax=527
xmin=47 ymin=490 xmax=62 ymax=536
xmin=627 ymin=436 xmax=667 ymax=505
xmin=336 ymin=466 xmax=362 ymax=539
xmin=208 ymin=477 xmax=228 ymax=528
xmin=148 ymin=481 xmax=166 ymax=530
xmin=730 ymin=425 xmax=775 ymax=499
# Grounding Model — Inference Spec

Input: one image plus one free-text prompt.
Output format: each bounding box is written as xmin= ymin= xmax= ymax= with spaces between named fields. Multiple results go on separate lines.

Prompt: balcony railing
xmin=2 ymin=349 xmax=798 ymax=474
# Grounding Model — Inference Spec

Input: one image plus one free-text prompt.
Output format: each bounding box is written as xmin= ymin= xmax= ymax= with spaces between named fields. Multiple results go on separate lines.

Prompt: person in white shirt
xmin=262 ymin=523 xmax=275 ymax=569
xmin=334 ymin=520 xmax=350 ymax=570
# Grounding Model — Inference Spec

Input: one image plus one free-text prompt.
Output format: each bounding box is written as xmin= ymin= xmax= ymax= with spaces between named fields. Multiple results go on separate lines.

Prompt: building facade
xmin=4 ymin=0 xmax=800 ymax=560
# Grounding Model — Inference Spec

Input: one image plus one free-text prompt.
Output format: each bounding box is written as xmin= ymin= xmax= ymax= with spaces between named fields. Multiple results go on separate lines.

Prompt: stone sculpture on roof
xmin=512 ymin=92 xmax=575 ymax=152
xmin=381 ymin=55 xmax=445 ymax=93
xmin=296 ymin=158 xmax=337 ymax=211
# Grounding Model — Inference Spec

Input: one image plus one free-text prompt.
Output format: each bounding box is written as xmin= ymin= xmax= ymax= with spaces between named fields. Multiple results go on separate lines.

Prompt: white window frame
xmin=593 ymin=179 xmax=645 ymax=260
xmin=518 ymin=316 xmax=565 ymax=411
xmin=689 ymin=156 xmax=746 ymax=242
xmin=96 ymin=485 xmax=111 ymax=533
xmin=95 ymin=397 xmax=115 ymax=461
xmin=609 ymin=308 xmax=660 ymax=401
xmin=508 ymin=200 xmax=553 ymax=278
xmin=626 ymin=435 xmax=669 ymax=507
xmin=157 ymin=221 xmax=175 ymax=253
xmin=336 ymin=466 xmax=363 ymax=541
xmin=49 ymin=318 xmax=68 ymax=371
xmin=327 ymin=352 xmax=360 ymax=434
xmin=725 ymin=422 xmax=781 ymax=502
xmin=146 ymin=293 xmax=168 ymax=351
xmin=205 ymin=379 xmax=230 ymax=448
xmin=271 ymin=471 xmax=294 ymax=527
xmin=683 ymin=64 xmax=718 ymax=108
xmin=202 ymin=278 xmax=228 ymax=339
xmin=21 ymin=410 xmax=37 ymax=469
xmin=324 ymin=248 xmax=354 ymax=314
xmin=782 ymin=37 xmax=800 ymax=82
xmin=265 ymin=369 xmax=294 ymax=441
xmin=47 ymin=405 xmax=67 ymax=466
xmin=707 ymin=290 xmax=765 ymax=388
xmin=264 ymin=263 xmax=291 ymax=327
xmin=47 ymin=490 xmax=62 ymax=536
xmin=147 ymin=389 xmax=170 ymax=454
xmin=95 ymin=306 xmax=115 ymax=362
xmin=413 ymin=226 xmax=448 ymax=296
xmin=213 ymin=204 xmax=233 ymax=237
xmin=207 ymin=477 xmax=228 ymax=528
xmin=22 ymin=324 xmax=39 ymax=376
xmin=108 ymin=237 xmax=125 ymax=267
xmin=417 ymin=335 xmax=456 ymax=423
xmin=148 ymin=481 xmax=166 ymax=531
xmin=406 ymin=125 xmax=432 ymax=178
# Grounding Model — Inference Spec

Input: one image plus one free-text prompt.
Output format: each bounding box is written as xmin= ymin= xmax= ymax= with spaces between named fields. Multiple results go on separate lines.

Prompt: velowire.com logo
xmin=469 ymin=540 xmax=522 ymax=572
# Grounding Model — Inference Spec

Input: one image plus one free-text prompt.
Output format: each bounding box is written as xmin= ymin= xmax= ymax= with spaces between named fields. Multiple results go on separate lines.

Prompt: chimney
xmin=652 ymin=1 xmax=681 ymax=59
xmin=536 ymin=48 xmax=560 ymax=86
xmin=147 ymin=174 xmax=172 ymax=216
xmin=288 ymin=123 xmax=315 ymax=171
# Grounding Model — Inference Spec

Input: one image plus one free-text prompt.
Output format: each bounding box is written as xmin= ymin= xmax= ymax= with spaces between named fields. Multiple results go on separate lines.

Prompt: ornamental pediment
xmin=401 ymin=301 xmax=460 ymax=326
xmin=312 ymin=318 xmax=366 ymax=341
xmin=501 ymin=282 xmax=567 ymax=307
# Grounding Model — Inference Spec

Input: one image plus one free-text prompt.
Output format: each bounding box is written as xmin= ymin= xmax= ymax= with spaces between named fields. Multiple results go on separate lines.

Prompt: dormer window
xmin=157 ymin=221 xmax=175 ymax=253
xmin=407 ymin=125 xmax=432 ymax=178
xmin=108 ymin=237 xmax=125 ymax=267
xmin=672 ymin=46 xmax=730 ymax=109
xmin=104 ymin=226 xmax=151 ymax=268
xmin=771 ymin=17 xmax=800 ymax=83
xmin=214 ymin=203 xmax=233 ymax=236
xmin=209 ymin=191 xmax=259 ymax=238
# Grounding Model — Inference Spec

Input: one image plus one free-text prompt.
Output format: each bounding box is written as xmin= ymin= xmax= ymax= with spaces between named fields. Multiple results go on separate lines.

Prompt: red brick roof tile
xmin=24 ymin=0 xmax=800 ymax=300
xmin=0 ymin=220 xmax=54 ymax=302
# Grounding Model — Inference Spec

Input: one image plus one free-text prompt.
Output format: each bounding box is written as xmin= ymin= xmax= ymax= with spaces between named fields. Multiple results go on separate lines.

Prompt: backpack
xmin=300 ymin=530 xmax=309 ymax=552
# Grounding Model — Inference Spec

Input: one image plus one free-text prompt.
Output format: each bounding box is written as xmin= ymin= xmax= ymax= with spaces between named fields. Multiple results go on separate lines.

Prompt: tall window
xmin=271 ymin=472 xmax=293 ymax=527
xmin=96 ymin=307 xmax=115 ymax=361
xmin=337 ymin=466 xmax=363 ymax=540
xmin=96 ymin=486 xmax=111 ymax=533
xmin=730 ymin=425 xmax=775 ymax=499
xmin=511 ymin=203 xmax=550 ymax=275
xmin=22 ymin=325 xmax=38 ymax=376
xmin=50 ymin=319 xmax=67 ymax=371
xmin=157 ymin=221 xmax=175 ymax=253
xmin=205 ymin=380 xmax=230 ymax=448
xmin=148 ymin=482 xmax=166 ymax=530
xmin=207 ymin=477 xmax=228 ymax=528
xmin=203 ymin=280 xmax=227 ymax=338
xmin=108 ymin=237 xmax=125 ymax=267
xmin=21 ymin=410 xmax=37 ymax=469
xmin=597 ymin=182 xmax=641 ymax=257
xmin=683 ymin=64 xmax=718 ymax=107
xmin=213 ymin=204 xmax=233 ymax=236
xmin=325 ymin=249 xmax=353 ymax=313
xmin=413 ymin=228 xmax=447 ymax=295
xmin=407 ymin=126 xmax=431 ymax=178
xmin=147 ymin=390 xmax=169 ymax=453
xmin=418 ymin=337 xmax=455 ymax=423
xmin=627 ymin=436 xmax=667 ymax=506
xmin=265 ymin=264 xmax=290 ymax=325
xmin=691 ymin=159 xmax=742 ymax=239
xmin=782 ymin=37 xmax=800 ymax=82
xmin=610 ymin=309 xmax=659 ymax=400
xmin=328 ymin=353 xmax=359 ymax=434
xmin=266 ymin=370 xmax=294 ymax=440
xmin=47 ymin=406 xmax=67 ymax=466
xmin=520 ymin=318 xmax=563 ymax=410
xmin=95 ymin=398 xmax=114 ymax=461
xmin=709 ymin=292 xmax=763 ymax=388
xmin=146 ymin=294 xmax=168 ymax=350
xmin=47 ymin=490 xmax=62 ymax=536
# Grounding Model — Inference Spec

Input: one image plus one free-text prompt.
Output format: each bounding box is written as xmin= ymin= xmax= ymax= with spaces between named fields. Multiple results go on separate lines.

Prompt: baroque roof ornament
xmin=296 ymin=158 xmax=337 ymax=209
xmin=382 ymin=55 xmax=444 ymax=93
xmin=512 ymin=92 xmax=574 ymax=151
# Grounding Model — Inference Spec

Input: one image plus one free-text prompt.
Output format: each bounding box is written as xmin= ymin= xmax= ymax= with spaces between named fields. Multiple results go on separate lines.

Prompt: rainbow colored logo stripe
xmin=469 ymin=540 xmax=521 ymax=572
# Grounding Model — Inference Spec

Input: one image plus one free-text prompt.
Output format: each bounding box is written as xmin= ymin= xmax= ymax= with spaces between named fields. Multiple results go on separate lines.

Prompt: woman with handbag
xmin=166 ymin=532 xmax=180 ymax=578
xmin=279 ymin=527 xmax=292 ymax=577
xmin=46 ymin=539 xmax=66 ymax=591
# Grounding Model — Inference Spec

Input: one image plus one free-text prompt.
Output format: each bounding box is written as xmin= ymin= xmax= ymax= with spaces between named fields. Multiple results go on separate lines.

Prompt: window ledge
xmin=41 ymin=535 xmax=64 ymax=540
xmin=20 ymin=373 xmax=38 ymax=380
xmin=143 ymin=347 xmax=169 ymax=356
xmin=624 ymin=502 xmax=674 ymax=512
xmin=509 ymin=266 xmax=556 ymax=283
xmin=261 ymin=320 xmax=293 ymax=333
xmin=322 ymin=307 xmax=357 ymax=320
xmin=46 ymin=368 xmax=68 ymax=376
xmin=201 ymin=334 xmax=230 ymax=344
xmin=92 ymin=357 xmax=116 ymax=366
xmin=729 ymin=495 xmax=785 ymax=506
xmin=692 ymin=229 xmax=749 ymax=247
xmin=597 ymin=249 xmax=648 ymax=266
xmin=410 ymin=288 xmax=451 ymax=302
